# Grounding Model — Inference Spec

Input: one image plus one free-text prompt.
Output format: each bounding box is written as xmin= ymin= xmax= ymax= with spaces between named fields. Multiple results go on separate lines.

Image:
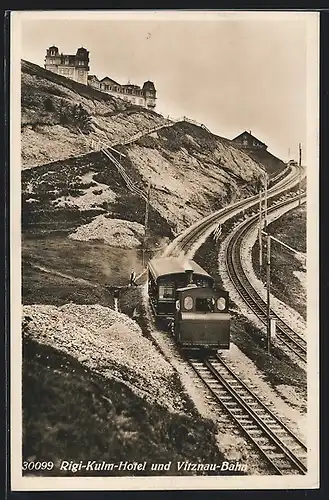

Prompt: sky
xmin=17 ymin=11 xmax=318 ymax=162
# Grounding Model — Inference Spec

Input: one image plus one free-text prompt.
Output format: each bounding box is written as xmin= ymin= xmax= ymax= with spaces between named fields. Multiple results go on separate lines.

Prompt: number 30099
xmin=22 ymin=461 xmax=54 ymax=471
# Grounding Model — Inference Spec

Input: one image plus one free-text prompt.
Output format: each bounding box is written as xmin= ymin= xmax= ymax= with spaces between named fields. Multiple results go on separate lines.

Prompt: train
xmin=147 ymin=256 xmax=230 ymax=352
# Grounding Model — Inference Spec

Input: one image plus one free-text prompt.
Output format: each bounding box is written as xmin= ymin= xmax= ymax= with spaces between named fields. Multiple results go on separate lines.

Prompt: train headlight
xmin=183 ymin=296 xmax=193 ymax=310
xmin=217 ymin=297 xmax=226 ymax=311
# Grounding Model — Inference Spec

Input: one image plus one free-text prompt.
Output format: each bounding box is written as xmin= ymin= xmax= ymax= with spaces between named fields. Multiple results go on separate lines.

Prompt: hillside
xmin=21 ymin=59 xmax=278 ymax=243
xmin=241 ymin=148 xmax=287 ymax=177
xmin=21 ymin=60 xmax=170 ymax=168
xmin=23 ymin=306 xmax=228 ymax=476
xmin=21 ymin=59 xmax=290 ymax=475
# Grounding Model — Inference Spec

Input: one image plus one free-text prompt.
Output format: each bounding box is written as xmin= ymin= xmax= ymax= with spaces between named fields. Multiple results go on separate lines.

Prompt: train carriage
xmin=148 ymin=257 xmax=213 ymax=316
xmin=148 ymin=256 xmax=230 ymax=352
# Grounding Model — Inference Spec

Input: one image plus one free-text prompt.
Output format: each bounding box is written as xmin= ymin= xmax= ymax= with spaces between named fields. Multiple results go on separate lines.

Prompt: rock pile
xmin=69 ymin=215 xmax=145 ymax=248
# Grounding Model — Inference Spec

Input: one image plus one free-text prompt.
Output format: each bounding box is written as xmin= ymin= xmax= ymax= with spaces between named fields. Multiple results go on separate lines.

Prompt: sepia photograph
xmin=10 ymin=10 xmax=319 ymax=491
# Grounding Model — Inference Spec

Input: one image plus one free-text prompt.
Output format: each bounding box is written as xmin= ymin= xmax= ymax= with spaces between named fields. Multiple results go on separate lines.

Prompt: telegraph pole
xmin=264 ymin=173 xmax=268 ymax=229
xmin=258 ymin=189 xmax=263 ymax=268
xmin=142 ymin=181 xmax=151 ymax=266
xmin=298 ymin=143 xmax=302 ymax=206
xmin=262 ymin=226 xmax=306 ymax=354
xmin=266 ymin=234 xmax=271 ymax=354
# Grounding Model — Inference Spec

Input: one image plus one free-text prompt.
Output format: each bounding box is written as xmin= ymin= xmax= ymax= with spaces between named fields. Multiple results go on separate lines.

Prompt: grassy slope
xmin=21 ymin=60 xmax=168 ymax=168
xmin=241 ymin=148 xmax=287 ymax=178
xmin=22 ymin=150 xmax=173 ymax=238
xmin=23 ymin=337 xmax=238 ymax=477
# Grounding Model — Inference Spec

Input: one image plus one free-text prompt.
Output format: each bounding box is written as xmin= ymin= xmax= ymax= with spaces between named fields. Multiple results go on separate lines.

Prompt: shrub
xmin=44 ymin=97 xmax=55 ymax=112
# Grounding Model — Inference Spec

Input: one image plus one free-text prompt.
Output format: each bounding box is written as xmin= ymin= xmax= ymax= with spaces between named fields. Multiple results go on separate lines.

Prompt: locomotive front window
xmin=195 ymin=279 xmax=209 ymax=287
xmin=159 ymin=284 xmax=174 ymax=299
xmin=217 ymin=297 xmax=226 ymax=311
xmin=196 ymin=297 xmax=215 ymax=312
xmin=183 ymin=296 xmax=194 ymax=310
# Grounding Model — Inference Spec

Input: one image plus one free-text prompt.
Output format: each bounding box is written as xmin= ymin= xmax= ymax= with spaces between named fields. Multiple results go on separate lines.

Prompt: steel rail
xmin=225 ymin=195 xmax=307 ymax=362
xmin=164 ymin=166 xmax=303 ymax=258
xmin=189 ymin=354 xmax=307 ymax=475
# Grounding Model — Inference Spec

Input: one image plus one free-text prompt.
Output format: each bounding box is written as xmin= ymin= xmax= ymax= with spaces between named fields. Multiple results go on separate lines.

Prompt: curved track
xmin=189 ymin=354 xmax=307 ymax=475
xmin=155 ymin=169 xmax=307 ymax=474
xmin=225 ymin=195 xmax=307 ymax=363
xmin=164 ymin=166 xmax=304 ymax=258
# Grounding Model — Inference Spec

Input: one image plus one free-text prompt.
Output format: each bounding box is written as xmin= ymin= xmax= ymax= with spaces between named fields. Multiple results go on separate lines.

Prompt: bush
xmin=44 ymin=97 xmax=55 ymax=112
xmin=59 ymin=101 xmax=92 ymax=133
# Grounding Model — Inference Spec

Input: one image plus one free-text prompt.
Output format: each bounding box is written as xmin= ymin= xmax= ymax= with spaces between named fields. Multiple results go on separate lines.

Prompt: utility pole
xmin=264 ymin=173 xmax=268 ymax=229
xmin=142 ymin=181 xmax=151 ymax=267
xmin=266 ymin=234 xmax=271 ymax=354
xmin=298 ymin=143 xmax=302 ymax=206
xmin=262 ymin=227 xmax=306 ymax=354
xmin=258 ymin=189 xmax=263 ymax=268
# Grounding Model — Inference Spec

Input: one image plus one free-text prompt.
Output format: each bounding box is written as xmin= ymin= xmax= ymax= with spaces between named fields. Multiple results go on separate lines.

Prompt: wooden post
xmin=264 ymin=174 xmax=268 ymax=228
xmin=298 ymin=143 xmax=302 ymax=206
xmin=266 ymin=235 xmax=271 ymax=354
xmin=143 ymin=181 xmax=151 ymax=267
xmin=258 ymin=189 xmax=263 ymax=268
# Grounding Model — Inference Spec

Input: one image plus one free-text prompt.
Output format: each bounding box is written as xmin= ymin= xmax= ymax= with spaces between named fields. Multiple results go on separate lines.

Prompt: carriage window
xmin=183 ymin=296 xmax=194 ymax=310
xmin=195 ymin=279 xmax=209 ymax=287
xmin=159 ymin=285 xmax=174 ymax=299
xmin=196 ymin=297 xmax=215 ymax=312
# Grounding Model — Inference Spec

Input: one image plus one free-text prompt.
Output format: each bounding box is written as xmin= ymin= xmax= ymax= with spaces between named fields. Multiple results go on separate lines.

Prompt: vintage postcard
xmin=10 ymin=10 xmax=319 ymax=491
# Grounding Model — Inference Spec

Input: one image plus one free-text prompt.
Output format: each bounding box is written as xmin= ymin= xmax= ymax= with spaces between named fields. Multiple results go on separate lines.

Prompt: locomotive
xmin=147 ymin=256 xmax=230 ymax=352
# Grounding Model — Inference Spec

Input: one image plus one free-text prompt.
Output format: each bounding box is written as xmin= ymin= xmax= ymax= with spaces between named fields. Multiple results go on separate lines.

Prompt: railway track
xmin=225 ymin=195 xmax=307 ymax=363
xmin=164 ymin=165 xmax=304 ymax=258
xmin=189 ymin=354 xmax=307 ymax=475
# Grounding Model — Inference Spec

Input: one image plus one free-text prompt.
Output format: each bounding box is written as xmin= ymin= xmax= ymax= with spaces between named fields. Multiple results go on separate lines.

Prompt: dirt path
xmin=29 ymin=263 xmax=100 ymax=288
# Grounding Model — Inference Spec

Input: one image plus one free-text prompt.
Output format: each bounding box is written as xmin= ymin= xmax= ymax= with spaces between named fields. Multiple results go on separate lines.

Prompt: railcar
xmin=147 ymin=256 xmax=230 ymax=351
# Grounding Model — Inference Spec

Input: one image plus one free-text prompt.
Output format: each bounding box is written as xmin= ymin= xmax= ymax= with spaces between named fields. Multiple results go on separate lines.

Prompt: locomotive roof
xmin=148 ymin=257 xmax=212 ymax=280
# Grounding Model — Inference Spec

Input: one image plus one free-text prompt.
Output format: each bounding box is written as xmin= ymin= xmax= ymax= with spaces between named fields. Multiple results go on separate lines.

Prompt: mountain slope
xmin=239 ymin=148 xmax=287 ymax=177
xmin=21 ymin=59 xmax=284 ymax=242
xmin=21 ymin=60 xmax=170 ymax=168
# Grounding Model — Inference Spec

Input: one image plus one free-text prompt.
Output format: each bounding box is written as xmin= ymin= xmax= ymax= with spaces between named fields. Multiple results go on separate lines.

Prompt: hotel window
xmin=139 ymin=99 xmax=143 ymax=105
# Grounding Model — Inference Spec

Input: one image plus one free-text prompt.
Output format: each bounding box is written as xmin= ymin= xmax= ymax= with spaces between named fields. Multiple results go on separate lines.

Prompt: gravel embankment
xmin=23 ymin=304 xmax=187 ymax=413
xmin=69 ymin=215 xmax=145 ymax=248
